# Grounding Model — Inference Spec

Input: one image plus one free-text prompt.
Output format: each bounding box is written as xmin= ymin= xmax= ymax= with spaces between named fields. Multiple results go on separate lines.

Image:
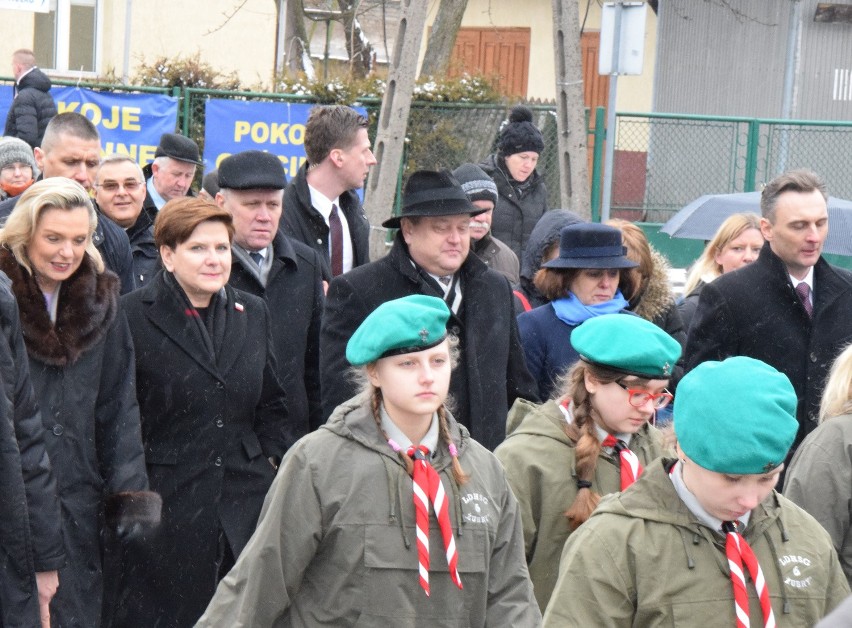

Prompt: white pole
xmin=601 ymin=0 xmax=623 ymax=222
xmin=122 ymin=0 xmax=133 ymax=84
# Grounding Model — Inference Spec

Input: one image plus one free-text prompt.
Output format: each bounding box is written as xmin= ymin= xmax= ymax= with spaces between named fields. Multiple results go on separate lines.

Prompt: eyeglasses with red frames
xmin=614 ymin=381 xmax=673 ymax=409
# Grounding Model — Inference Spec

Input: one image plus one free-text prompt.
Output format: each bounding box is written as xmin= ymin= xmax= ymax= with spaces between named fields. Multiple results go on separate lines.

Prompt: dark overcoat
xmin=0 ymin=251 xmax=155 ymax=628
xmin=115 ymin=272 xmax=287 ymax=628
xmin=0 ymin=342 xmax=40 ymax=627
xmin=125 ymin=208 xmax=159 ymax=287
xmin=685 ymin=243 xmax=852 ymax=448
xmin=0 ymin=273 xmax=63 ymax=576
xmin=228 ymin=232 xmax=324 ymax=442
xmin=320 ymin=234 xmax=539 ymax=451
xmin=281 ymin=162 xmax=370 ymax=281
xmin=479 ymin=154 xmax=549 ymax=259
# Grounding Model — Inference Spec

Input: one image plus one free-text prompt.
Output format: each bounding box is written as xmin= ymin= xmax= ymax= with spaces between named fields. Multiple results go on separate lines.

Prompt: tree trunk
xmin=282 ymin=0 xmax=315 ymax=77
xmin=420 ymin=0 xmax=468 ymax=77
xmin=363 ymin=2 xmax=430 ymax=260
xmin=551 ymin=0 xmax=591 ymax=218
xmin=336 ymin=0 xmax=374 ymax=78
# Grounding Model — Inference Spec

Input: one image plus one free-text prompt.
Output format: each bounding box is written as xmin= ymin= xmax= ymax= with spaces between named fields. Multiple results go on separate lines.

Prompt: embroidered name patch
xmin=778 ymin=554 xmax=814 ymax=589
xmin=461 ymin=492 xmax=492 ymax=524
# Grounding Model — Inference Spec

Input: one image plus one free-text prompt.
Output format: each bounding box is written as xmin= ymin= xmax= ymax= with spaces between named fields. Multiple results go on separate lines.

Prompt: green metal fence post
xmin=590 ymin=106 xmax=607 ymax=222
xmin=179 ymin=87 xmax=190 ymax=135
xmin=744 ymin=118 xmax=760 ymax=192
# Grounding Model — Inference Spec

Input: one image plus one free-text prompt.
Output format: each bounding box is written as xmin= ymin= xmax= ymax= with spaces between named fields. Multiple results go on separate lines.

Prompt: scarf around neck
xmin=551 ymin=290 xmax=628 ymax=326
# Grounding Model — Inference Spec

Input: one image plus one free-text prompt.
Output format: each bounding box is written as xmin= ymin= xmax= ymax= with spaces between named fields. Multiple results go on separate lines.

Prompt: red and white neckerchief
xmin=406 ymin=445 xmax=463 ymax=596
xmin=601 ymin=434 xmax=643 ymax=490
xmin=723 ymin=520 xmax=775 ymax=628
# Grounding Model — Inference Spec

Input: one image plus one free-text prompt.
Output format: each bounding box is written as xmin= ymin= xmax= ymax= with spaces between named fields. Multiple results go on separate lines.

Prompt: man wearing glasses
xmin=94 ymin=154 xmax=158 ymax=286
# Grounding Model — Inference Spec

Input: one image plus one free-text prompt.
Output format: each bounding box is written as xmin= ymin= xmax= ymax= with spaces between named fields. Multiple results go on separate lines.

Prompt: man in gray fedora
xmin=320 ymin=169 xmax=538 ymax=450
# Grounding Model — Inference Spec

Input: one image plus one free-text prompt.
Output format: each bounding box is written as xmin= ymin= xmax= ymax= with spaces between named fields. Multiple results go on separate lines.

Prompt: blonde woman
xmin=0 ymin=178 xmax=158 ymax=628
xmin=678 ymin=213 xmax=763 ymax=331
xmin=785 ymin=343 xmax=852 ymax=587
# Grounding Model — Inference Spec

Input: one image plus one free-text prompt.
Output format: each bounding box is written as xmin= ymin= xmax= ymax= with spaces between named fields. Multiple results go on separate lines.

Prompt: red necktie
xmin=723 ymin=520 xmax=775 ymax=628
xmin=329 ymin=204 xmax=343 ymax=277
xmin=407 ymin=445 xmax=463 ymax=596
xmin=602 ymin=435 xmax=643 ymax=491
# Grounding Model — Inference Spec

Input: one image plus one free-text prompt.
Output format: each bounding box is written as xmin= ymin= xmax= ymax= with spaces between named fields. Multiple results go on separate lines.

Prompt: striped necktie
xmin=407 ymin=445 xmax=463 ymax=596
xmin=601 ymin=434 xmax=643 ymax=490
xmin=723 ymin=520 xmax=774 ymax=628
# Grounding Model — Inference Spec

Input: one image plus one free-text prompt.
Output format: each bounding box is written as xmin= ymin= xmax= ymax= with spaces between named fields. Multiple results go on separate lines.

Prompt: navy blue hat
xmin=543 ymin=223 xmax=638 ymax=270
xmin=218 ymin=151 xmax=287 ymax=190
xmin=382 ymin=169 xmax=485 ymax=229
xmin=154 ymin=133 xmax=202 ymax=166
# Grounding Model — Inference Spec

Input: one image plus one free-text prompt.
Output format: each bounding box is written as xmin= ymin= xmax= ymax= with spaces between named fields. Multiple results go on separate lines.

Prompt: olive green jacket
xmin=543 ymin=458 xmax=850 ymax=627
xmin=196 ymin=394 xmax=541 ymax=627
xmin=495 ymin=398 xmax=669 ymax=612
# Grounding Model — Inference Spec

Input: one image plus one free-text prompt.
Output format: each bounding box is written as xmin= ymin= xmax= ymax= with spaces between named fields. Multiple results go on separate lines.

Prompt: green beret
xmin=675 ymin=357 xmax=797 ymax=474
xmin=346 ymin=295 xmax=450 ymax=366
xmin=570 ymin=314 xmax=682 ymax=378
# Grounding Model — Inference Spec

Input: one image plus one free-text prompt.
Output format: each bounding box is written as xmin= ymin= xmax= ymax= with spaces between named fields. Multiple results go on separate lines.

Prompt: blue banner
xmin=0 ymin=85 xmax=177 ymax=165
xmin=203 ymin=99 xmax=367 ymax=181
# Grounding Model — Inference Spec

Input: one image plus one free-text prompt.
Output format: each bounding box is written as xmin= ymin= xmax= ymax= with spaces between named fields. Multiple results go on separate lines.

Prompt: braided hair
xmin=561 ymin=361 xmax=634 ymax=530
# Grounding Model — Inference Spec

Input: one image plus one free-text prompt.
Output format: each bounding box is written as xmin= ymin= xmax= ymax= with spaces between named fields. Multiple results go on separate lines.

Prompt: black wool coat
xmin=0 ymin=251 xmax=155 ymax=628
xmin=0 ymin=337 xmax=40 ymax=627
xmin=4 ymin=68 xmax=57 ymax=148
xmin=115 ymin=273 xmax=287 ymax=628
xmin=228 ymin=232 xmax=325 ymax=443
xmin=685 ymin=243 xmax=852 ymax=449
xmin=0 ymin=273 xmax=64 ymax=575
xmin=320 ymin=234 xmax=539 ymax=451
xmin=281 ymin=162 xmax=371 ymax=281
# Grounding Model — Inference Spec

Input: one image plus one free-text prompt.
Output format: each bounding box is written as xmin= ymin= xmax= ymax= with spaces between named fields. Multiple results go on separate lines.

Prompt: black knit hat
xmin=382 ymin=170 xmax=485 ymax=229
xmin=498 ymin=105 xmax=544 ymax=157
xmin=218 ymin=151 xmax=287 ymax=190
xmin=452 ymin=163 xmax=498 ymax=205
xmin=154 ymin=133 xmax=203 ymax=166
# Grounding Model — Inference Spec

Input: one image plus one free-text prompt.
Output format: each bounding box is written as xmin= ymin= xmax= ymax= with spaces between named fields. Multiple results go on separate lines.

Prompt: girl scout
xmin=196 ymin=294 xmax=541 ymax=627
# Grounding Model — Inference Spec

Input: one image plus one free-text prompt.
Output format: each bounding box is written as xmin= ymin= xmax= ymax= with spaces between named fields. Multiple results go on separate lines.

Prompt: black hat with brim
xmin=154 ymin=133 xmax=203 ymax=166
xmin=542 ymin=222 xmax=638 ymax=270
xmin=382 ymin=169 xmax=487 ymax=229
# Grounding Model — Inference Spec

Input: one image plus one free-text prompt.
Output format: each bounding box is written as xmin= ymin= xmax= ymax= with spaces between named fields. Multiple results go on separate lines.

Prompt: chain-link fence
xmin=608 ymin=112 xmax=852 ymax=223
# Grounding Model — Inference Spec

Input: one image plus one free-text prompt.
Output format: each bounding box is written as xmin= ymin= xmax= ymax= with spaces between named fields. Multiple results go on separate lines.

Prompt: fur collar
xmin=631 ymin=249 xmax=676 ymax=322
xmin=0 ymin=248 xmax=119 ymax=366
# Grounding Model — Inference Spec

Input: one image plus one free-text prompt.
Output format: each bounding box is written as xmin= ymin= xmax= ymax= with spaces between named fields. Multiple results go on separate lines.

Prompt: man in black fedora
xmin=320 ymin=169 xmax=538 ymax=450
xmin=142 ymin=132 xmax=202 ymax=214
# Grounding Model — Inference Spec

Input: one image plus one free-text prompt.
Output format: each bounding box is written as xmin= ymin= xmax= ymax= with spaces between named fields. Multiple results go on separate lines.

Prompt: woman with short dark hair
xmin=113 ymin=197 xmax=287 ymax=628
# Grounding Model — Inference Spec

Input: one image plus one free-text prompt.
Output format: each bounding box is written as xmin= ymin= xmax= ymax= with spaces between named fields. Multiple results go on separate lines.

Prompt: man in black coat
xmin=217 ymin=150 xmax=325 ymax=442
xmin=0 ymin=112 xmax=136 ymax=293
xmin=4 ymin=49 xmax=57 ymax=149
xmin=686 ymin=169 xmax=852 ymax=452
xmin=321 ymin=170 xmax=539 ymax=451
xmin=281 ymin=105 xmax=374 ymax=281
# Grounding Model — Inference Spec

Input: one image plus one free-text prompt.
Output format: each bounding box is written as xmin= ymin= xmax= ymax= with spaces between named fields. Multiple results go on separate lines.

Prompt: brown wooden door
xmin=582 ymin=31 xmax=609 ymax=179
xmin=448 ymin=28 xmax=531 ymax=98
